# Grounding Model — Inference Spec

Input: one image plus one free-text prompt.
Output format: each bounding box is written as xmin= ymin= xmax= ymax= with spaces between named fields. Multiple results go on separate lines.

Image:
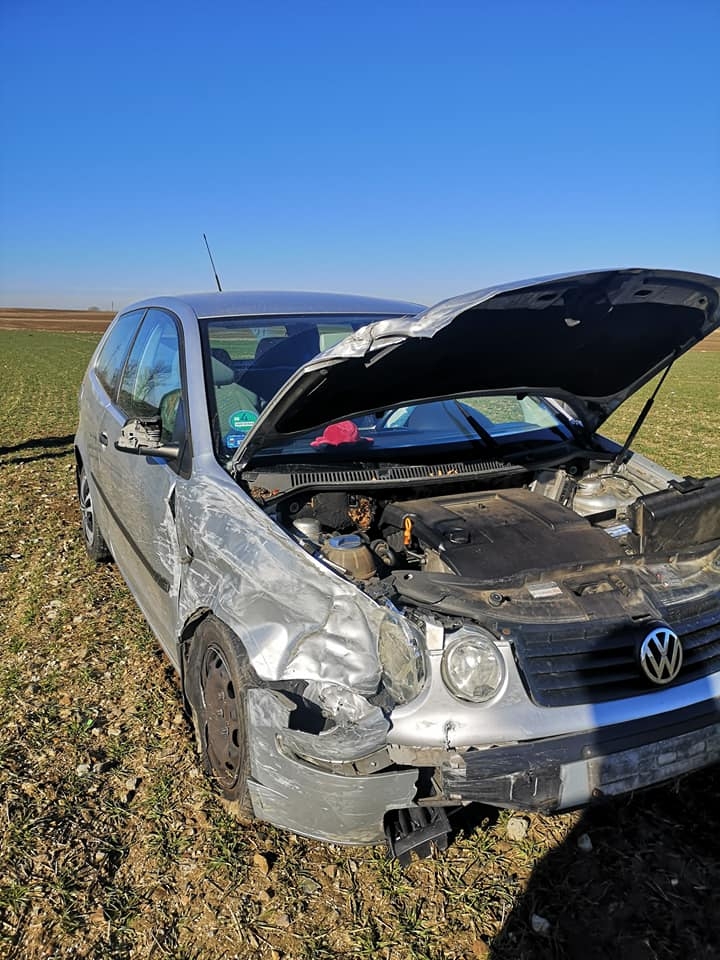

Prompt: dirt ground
xmin=1 ymin=326 xmax=720 ymax=960
xmin=0 ymin=308 xmax=115 ymax=333
xmin=696 ymin=328 xmax=720 ymax=351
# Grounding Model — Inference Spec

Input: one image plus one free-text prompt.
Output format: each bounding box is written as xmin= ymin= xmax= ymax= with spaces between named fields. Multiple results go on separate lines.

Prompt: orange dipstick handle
xmin=403 ymin=516 xmax=413 ymax=546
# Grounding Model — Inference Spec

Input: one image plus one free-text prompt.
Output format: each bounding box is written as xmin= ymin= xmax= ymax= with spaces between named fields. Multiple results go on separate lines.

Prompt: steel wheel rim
xmin=80 ymin=473 xmax=95 ymax=545
xmin=201 ymin=644 xmax=241 ymax=790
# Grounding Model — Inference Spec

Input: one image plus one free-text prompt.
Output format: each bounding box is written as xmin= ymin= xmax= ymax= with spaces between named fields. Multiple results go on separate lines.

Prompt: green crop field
xmin=1 ymin=329 xmax=719 ymax=960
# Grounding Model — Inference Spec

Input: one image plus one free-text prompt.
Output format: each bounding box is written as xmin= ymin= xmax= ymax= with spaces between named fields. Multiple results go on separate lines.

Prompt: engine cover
xmin=381 ymin=488 xmax=624 ymax=580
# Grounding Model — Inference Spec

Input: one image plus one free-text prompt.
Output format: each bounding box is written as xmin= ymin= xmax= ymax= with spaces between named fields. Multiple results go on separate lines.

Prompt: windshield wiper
xmin=452 ymin=401 xmax=500 ymax=451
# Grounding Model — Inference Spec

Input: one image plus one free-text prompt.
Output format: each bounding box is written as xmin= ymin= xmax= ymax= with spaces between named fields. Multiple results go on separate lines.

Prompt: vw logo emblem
xmin=639 ymin=626 xmax=683 ymax=685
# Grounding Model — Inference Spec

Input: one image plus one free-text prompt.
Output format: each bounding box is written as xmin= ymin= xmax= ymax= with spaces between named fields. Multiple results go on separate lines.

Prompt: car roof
xmin=127 ymin=290 xmax=426 ymax=319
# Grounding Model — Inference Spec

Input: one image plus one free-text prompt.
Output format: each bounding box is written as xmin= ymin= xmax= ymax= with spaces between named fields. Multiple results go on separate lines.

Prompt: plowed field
xmin=1 ymin=307 xmax=719 ymax=350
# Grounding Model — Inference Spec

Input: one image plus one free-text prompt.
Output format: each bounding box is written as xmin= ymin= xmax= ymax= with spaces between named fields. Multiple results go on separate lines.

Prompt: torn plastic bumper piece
xmin=245 ymin=688 xmax=418 ymax=845
xmin=384 ymin=806 xmax=452 ymax=866
xmin=282 ymin=707 xmax=390 ymax=764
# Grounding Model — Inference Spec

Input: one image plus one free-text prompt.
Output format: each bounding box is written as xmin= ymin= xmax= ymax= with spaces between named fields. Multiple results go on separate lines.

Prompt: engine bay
xmin=246 ymin=455 xmax=720 ymax=593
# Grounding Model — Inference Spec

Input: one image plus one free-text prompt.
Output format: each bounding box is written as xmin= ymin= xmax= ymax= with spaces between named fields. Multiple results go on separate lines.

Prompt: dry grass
xmin=1 ymin=329 xmax=719 ymax=960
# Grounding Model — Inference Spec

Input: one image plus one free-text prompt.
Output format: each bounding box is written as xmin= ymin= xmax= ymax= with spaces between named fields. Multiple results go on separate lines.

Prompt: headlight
xmin=442 ymin=629 xmax=505 ymax=703
xmin=378 ymin=613 xmax=426 ymax=704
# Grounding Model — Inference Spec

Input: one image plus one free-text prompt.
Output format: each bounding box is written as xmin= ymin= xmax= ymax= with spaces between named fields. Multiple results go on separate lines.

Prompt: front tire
xmin=185 ymin=617 xmax=255 ymax=814
xmin=78 ymin=465 xmax=110 ymax=562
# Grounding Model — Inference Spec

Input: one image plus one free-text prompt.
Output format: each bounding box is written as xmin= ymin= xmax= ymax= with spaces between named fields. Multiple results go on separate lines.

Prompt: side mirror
xmin=115 ymin=417 xmax=180 ymax=460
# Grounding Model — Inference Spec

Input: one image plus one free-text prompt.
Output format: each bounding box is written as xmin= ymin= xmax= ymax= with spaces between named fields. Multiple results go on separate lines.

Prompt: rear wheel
xmin=78 ymin=465 xmax=110 ymax=562
xmin=185 ymin=617 xmax=255 ymax=814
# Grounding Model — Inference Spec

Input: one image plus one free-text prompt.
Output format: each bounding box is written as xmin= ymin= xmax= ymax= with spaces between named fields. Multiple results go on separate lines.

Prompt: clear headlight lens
xmin=378 ymin=613 xmax=426 ymax=704
xmin=442 ymin=630 xmax=505 ymax=703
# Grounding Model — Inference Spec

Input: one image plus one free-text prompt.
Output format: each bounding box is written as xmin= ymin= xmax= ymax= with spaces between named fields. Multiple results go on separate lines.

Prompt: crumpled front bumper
xmin=440 ymin=699 xmax=720 ymax=811
xmin=243 ymin=690 xmax=720 ymax=846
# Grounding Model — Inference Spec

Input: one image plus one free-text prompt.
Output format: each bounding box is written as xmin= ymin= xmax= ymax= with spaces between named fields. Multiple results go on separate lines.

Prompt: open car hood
xmin=233 ymin=268 xmax=720 ymax=468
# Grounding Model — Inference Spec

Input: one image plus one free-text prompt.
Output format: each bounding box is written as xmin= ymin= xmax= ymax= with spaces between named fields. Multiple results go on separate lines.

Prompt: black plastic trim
xmin=443 ymin=697 xmax=720 ymax=809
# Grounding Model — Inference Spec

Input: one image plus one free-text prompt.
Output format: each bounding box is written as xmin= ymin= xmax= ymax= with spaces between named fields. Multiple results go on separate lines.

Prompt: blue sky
xmin=1 ymin=0 xmax=718 ymax=309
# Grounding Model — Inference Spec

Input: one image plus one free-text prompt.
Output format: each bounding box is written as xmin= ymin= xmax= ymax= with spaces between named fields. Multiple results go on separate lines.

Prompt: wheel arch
xmin=179 ymin=608 xmax=260 ymax=703
xmin=74 ymin=444 xmax=83 ymax=483
xmin=181 ymin=610 xmax=262 ymax=811
xmin=179 ymin=607 xmax=213 ymax=703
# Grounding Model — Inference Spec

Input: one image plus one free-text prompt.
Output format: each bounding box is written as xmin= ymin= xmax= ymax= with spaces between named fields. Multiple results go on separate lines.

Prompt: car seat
xmin=240 ymin=328 xmax=319 ymax=402
xmin=212 ymin=357 xmax=260 ymax=448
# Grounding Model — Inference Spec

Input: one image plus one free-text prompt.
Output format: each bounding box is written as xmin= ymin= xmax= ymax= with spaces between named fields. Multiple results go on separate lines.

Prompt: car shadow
xmin=0 ymin=434 xmax=75 ymax=465
xmin=486 ymin=767 xmax=720 ymax=959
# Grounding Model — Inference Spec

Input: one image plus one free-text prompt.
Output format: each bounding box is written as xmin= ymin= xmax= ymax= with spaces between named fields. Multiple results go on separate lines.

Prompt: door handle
xmin=99 ymin=432 xmax=108 ymax=446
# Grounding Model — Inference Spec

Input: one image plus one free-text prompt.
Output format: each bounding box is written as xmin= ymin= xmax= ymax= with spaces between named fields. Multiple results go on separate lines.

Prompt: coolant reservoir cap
xmin=328 ymin=534 xmax=364 ymax=551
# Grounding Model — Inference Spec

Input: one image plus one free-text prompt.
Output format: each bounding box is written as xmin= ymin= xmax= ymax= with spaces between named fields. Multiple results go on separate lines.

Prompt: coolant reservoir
xmin=321 ymin=535 xmax=376 ymax=579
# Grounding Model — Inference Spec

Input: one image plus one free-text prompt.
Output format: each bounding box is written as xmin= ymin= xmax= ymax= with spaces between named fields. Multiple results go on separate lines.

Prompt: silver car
xmin=75 ymin=269 xmax=720 ymax=862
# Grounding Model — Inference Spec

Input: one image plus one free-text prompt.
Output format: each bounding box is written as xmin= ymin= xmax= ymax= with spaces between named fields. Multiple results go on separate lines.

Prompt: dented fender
xmin=175 ymin=465 xmax=385 ymax=695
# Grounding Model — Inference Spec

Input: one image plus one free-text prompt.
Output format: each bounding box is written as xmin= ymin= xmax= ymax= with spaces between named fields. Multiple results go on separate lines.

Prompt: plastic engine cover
xmin=380 ymin=488 xmax=624 ymax=580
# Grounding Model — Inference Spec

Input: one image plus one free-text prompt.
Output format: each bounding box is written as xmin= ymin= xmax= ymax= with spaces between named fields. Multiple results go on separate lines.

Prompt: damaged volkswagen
xmin=75 ymin=268 xmax=720 ymax=862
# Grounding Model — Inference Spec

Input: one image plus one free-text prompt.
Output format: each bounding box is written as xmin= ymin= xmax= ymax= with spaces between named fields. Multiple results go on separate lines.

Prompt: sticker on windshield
xmin=228 ymin=409 xmax=258 ymax=431
xmin=225 ymin=433 xmax=247 ymax=448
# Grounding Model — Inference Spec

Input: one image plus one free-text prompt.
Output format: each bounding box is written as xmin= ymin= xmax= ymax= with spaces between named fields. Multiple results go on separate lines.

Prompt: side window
xmin=117 ymin=309 xmax=182 ymax=439
xmin=95 ymin=309 xmax=146 ymax=399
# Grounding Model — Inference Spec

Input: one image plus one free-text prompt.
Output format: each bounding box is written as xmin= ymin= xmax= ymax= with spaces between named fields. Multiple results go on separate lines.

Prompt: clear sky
xmin=1 ymin=0 xmax=718 ymax=310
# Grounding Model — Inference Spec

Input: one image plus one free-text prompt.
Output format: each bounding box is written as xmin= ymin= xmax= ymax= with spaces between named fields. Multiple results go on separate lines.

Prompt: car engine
xmin=251 ymin=456 xmax=720 ymax=592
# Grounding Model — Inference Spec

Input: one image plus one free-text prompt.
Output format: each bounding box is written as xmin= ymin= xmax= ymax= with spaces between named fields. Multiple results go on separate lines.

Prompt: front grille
xmin=513 ymin=605 xmax=720 ymax=707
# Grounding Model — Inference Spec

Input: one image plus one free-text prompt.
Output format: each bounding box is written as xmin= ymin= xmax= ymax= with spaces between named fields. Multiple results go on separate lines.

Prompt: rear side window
xmin=95 ymin=309 xmax=146 ymax=399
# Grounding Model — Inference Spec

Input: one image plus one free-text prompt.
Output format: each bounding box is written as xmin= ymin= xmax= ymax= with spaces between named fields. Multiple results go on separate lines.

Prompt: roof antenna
xmin=203 ymin=233 xmax=223 ymax=292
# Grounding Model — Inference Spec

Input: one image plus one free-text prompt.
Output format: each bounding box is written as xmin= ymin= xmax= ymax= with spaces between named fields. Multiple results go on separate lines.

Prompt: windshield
xmin=200 ymin=314 xmax=575 ymax=465
xmin=250 ymin=395 xmax=573 ymax=464
xmin=201 ymin=314 xmax=405 ymax=460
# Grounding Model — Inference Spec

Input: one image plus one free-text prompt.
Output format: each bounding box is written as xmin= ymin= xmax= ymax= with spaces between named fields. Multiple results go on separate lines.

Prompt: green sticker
xmin=228 ymin=409 xmax=259 ymax=430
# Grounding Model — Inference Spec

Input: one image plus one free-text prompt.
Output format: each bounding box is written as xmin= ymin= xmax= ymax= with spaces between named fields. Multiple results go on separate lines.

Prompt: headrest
xmin=255 ymin=336 xmax=286 ymax=360
xmin=211 ymin=347 xmax=232 ymax=365
xmin=211 ymin=357 xmax=235 ymax=386
xmin=254 ymin=329 xmax=319 ymax=367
